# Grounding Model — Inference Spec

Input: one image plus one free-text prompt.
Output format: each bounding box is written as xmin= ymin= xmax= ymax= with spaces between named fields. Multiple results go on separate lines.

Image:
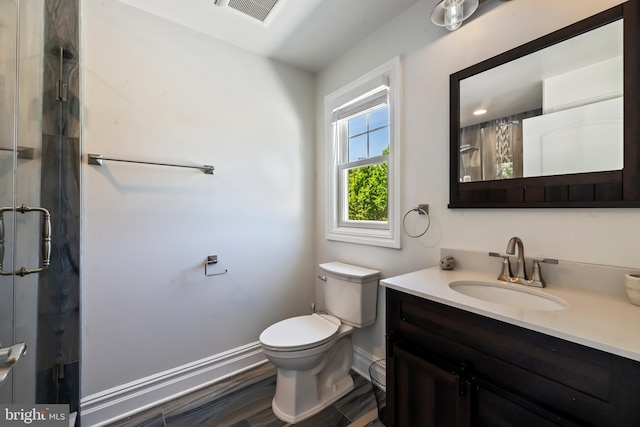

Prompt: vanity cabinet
xmin=385 ymin=288 xmax=640 ymax=427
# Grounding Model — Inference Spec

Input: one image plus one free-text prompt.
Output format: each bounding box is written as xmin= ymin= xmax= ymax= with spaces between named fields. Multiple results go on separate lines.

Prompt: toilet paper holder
xmin=205 ymin=255 xmax=228 ymax=277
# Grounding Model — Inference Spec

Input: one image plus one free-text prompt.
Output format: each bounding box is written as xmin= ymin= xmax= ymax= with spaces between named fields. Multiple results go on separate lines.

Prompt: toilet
xmin=259 ymin=262 xmax=380 ymax=423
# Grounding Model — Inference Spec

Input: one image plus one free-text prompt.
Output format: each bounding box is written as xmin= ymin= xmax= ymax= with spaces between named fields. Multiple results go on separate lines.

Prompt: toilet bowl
xmin=260 ymin=313 xmax=355 ymax=422
xmin=259 ymin=262 xmax=380 ymax=423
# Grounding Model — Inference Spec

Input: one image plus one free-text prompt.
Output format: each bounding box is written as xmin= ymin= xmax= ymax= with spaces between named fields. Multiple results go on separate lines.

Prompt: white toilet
xmin=259 ymin=262 xmax=380 ymax=423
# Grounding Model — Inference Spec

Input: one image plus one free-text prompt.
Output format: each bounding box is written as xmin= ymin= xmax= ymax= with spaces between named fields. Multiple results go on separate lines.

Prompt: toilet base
xmin=270 ymin=335 xmax=354 ymax=423
xmin=271 ymin=371 xmax=354 ymax=423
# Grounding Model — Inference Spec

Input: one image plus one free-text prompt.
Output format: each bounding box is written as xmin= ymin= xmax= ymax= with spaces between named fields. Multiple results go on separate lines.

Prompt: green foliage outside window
xmin=347 ymin=147 xmax=389 ymax=221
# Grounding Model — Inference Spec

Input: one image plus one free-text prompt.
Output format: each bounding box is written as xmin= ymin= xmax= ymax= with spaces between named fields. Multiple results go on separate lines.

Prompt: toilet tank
xmin=319 ymin=262 xmax=380 ymax=328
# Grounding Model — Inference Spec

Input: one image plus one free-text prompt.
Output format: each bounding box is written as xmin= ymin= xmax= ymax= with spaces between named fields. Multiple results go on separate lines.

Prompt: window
xmin=325 ymin=57 xmax=401 ymax=248
xmin=340 ymin=101 xmax=389 ymax=226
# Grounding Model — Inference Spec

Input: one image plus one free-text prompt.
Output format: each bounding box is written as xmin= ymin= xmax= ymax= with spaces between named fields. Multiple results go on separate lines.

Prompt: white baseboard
xmin=352 ymin=345 xmax=380 ymax=380
xmin=80 ymin=342 xmax=267 ymax=427
xmin=81 ymin=342 xmax=379 ymax=426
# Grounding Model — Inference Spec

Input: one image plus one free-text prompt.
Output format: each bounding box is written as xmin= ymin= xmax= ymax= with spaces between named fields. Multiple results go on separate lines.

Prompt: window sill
xmin=326 ymin=226 xmax=401 ymax=249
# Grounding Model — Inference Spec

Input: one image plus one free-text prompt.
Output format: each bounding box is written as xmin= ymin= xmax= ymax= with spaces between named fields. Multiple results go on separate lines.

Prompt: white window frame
xmin=324 ymin=57 xmax=402 ymax=249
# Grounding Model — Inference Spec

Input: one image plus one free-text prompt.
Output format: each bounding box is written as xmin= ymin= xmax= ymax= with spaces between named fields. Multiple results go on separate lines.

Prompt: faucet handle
xmin=535 ymin=258 xmax=559 ymax=265
xmin=528 ymin=258 xmax=558 ymax=288
xmin=489 ymin=252 xmax=513 ymax=281
xmin=489 ymin=252 xmax=511 ymax=259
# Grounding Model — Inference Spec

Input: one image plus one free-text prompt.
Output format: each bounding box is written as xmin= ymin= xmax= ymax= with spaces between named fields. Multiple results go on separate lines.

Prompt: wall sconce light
xmin=431 ymin=0 xmax=479 ymax=31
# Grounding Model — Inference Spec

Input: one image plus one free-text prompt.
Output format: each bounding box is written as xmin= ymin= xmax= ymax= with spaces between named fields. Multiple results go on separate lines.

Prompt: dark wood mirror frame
xmin=449 ymin=0 xmax=640 ymax=208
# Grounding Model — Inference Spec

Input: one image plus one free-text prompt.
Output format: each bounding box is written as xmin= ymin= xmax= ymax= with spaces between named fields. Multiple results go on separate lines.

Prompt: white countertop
xmin=381 ymin=267 xmax=640 ymax=363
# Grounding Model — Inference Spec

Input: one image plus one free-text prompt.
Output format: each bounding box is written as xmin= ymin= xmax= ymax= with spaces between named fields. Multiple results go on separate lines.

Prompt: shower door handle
xmin=0 ymin=342 xmax=27 ymax=385
xmin=0 ymin=205 xmax=51 ymax=276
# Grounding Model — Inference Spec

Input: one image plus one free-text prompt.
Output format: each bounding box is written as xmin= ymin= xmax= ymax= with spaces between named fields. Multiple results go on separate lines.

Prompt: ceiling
xmin=117 ymin=0 xmax=422 ymax=73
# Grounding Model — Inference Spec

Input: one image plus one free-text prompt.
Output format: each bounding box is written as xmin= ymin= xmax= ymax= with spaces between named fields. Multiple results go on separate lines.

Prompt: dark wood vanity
xmin=385 ymin=288 xmax=640 ymax=427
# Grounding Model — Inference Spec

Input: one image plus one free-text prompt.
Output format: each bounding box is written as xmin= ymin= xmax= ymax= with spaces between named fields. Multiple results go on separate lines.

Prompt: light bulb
xmin=444 ymin=0 xmax=464 ymax=31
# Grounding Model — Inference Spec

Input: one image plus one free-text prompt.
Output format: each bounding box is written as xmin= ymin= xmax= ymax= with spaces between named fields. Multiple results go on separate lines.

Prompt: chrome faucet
xmin=489 ymin=237 xmax=558 ymax=288
xmin=506 ymin=237 xmax=528 ymax=282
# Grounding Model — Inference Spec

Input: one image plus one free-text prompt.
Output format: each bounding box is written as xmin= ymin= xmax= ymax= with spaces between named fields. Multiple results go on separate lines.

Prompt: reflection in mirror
xmin=459 ymin=19 xmax=623 ymax=183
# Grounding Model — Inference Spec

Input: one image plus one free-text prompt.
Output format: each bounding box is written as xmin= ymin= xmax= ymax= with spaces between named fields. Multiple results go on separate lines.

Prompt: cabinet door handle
xmin=0 ymin=205 xmax=51 ymax=276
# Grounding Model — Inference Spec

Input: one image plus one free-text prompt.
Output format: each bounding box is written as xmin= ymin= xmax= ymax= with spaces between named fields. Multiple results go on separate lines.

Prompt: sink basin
xmin=449 ymin=281 xmax=568 ymax=311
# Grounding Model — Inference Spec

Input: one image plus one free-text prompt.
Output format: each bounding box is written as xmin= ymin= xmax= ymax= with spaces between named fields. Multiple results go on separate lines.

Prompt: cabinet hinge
xmin=458 ymin=362 xmax=469 ymax=396
xmin=386 ymin=329 xmax=397 ymax=343
xmin=386 ymin=330 xmax=397 ymax=356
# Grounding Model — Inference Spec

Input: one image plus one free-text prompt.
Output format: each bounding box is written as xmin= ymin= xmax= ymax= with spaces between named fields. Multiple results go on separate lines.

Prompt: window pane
xmin=348 ymin=115 xmax=367 ymax=137
xmin=346 ymin=162 xmax=388 ymax=222
xmin=369 ymin=128 xmax=390 ymax=157
xmin=369 ymin=106 xmax=389 ymax=130
xmin=348 ymin=134 xmax=367 ymax=162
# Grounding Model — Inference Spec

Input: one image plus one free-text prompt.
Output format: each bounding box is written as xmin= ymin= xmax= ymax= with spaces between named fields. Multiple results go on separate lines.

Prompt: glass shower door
xmin=0 ymin=0 xmax=46 ymax=404
xmin=0 ymin=1 xmax=78 ymax=418
xmin=0 ymin=0 xmax=21 ymax=403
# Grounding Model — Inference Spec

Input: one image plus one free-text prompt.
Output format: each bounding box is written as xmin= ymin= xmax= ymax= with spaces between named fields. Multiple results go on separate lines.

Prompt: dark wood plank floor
xmin=105 ymin=362 xmax=385 ymax=427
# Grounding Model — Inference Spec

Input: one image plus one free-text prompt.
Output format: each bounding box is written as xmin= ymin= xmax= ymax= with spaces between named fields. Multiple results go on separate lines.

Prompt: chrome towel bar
xmin=88 ymin=154 xmax=214 ymax=175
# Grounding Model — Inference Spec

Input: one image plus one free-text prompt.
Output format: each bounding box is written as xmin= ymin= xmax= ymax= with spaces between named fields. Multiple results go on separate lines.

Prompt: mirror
xmin=450 ymin=1 xmax=640 ymax=208
xmin=460 ymin=20 xmax=623 ymax=182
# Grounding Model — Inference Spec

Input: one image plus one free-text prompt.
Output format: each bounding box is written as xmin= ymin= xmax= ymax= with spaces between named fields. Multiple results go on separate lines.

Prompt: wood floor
xmin=105 ymin=362 xmax=385 ymax=427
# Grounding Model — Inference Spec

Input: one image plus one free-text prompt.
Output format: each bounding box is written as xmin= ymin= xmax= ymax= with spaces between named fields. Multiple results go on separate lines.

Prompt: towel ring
xmin=402 ymin=207 xmax=431 ymax=238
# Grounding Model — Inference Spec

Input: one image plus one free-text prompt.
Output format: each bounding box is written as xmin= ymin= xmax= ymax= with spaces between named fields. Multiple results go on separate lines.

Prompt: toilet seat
xmin=260 ymin=313 xmax=341 ymax=352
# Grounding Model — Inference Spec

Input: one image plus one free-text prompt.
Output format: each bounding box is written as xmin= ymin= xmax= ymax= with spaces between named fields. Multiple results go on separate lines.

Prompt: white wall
xmin=81 ymin=0 xmax=315 ymax=420
xmin=315 ymin=0 xmax=632 ymax=363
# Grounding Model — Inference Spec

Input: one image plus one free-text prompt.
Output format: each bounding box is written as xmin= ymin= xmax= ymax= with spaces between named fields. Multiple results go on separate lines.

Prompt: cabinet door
xmin=388 ymin=345 xmax=470 ymax=427
xmin=475 ymin=380 xmax=581 ymax=427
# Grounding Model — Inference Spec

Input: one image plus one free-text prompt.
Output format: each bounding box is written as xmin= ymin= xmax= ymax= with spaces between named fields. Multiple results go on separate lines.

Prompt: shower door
xmin=1 ymin=0 xmax=80 ymax=415
xmin=0 ymin=0 xmax=48 ymax=404
xmin=0 ymin=0 xmax=18 ymax=401
xmin=0 ymin=0 xmax=84 ymax=413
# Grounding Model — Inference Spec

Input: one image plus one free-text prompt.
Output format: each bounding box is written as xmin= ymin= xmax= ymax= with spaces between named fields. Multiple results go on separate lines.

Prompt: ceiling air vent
xmin=215 ymin=0 xmax=279 ymax=23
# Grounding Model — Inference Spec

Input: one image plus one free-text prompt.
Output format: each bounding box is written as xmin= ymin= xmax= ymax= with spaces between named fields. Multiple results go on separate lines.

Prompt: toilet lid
xmin=260 ymin=313 xmax=341 ymax=351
